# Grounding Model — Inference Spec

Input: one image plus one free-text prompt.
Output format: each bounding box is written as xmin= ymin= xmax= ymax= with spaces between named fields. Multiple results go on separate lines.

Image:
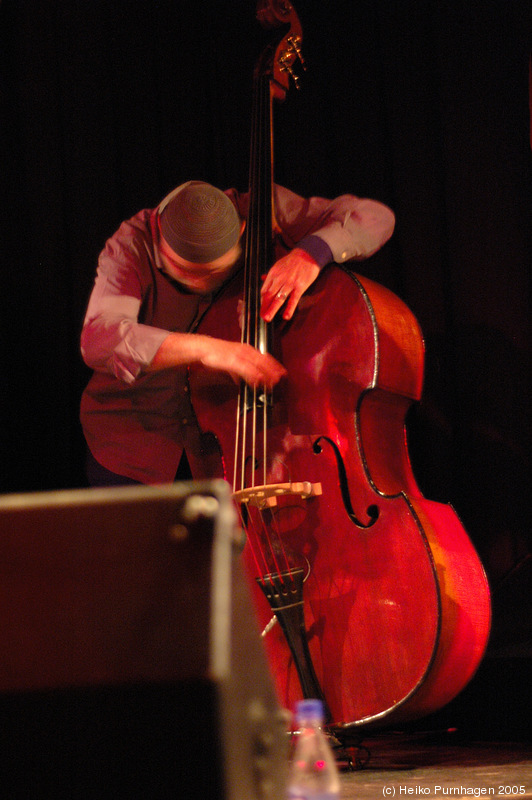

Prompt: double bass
xmin=189 ymin=0 xmax=491 ymax=731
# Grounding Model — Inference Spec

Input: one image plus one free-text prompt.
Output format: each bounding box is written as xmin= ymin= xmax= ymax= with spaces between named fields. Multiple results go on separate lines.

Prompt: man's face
xmin=158 ymin=229 xmax=243 ymax=294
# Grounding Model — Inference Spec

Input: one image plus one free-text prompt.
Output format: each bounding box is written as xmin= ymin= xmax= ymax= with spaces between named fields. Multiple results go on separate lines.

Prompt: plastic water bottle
xmin=287 ymin=699 xmax=341 ymax=800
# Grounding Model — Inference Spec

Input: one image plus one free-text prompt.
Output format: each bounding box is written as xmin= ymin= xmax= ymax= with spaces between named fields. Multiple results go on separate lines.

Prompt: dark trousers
xmin=85 ymin=448 xmax=193 ymax=487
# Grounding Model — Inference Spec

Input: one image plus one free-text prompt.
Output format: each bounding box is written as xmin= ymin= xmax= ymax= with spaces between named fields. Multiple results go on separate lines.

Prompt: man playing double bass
xmin=80 ymin=180 xmax=394 ymax=487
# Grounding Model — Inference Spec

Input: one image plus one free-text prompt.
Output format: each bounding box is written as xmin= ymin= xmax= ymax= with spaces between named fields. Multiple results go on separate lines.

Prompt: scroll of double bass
xmin=189 ymin=0 xmax=491 ymax=731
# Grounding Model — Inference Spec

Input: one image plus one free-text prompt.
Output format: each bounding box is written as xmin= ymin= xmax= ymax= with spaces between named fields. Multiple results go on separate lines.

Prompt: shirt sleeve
xmin=295 ymin=234 xmax=334 ymax=268
xmin=273 ymin=186 xmax=396 ymax=263
xmin=228 ymin=185 xmax=395 ymax=264
xmin=80 ymin=221 xmax=170 ymax=384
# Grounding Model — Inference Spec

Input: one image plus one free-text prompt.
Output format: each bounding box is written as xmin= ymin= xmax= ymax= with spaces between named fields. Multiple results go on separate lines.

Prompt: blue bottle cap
xmin=295 ymin=699 xmax=324 ymax=724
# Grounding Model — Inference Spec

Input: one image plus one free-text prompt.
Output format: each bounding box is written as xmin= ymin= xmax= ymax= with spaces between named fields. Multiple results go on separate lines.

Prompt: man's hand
xmin=198 ymin=337 xmax=286 ymax=389
xmin=260 ymin=248 xmax=320 ymax=322
xmin=149 ymin=332 xmax=286 ymax=389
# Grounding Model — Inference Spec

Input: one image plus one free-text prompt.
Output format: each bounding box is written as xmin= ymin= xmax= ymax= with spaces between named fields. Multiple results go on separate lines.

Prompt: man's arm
xmin=81 ymin=224 xmax=285 ymax=388
xmin=262 ymin=192 xmax=395 ymax=321
xmin=229 ymin=185 xmax=395 ymax=322
xmin=147 ymin=332 xmax=286 ymax=389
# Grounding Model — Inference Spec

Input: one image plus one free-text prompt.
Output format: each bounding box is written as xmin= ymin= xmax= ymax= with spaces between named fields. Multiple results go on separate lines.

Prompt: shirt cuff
xmin=296 ymin=235 xmax=333 ymax=268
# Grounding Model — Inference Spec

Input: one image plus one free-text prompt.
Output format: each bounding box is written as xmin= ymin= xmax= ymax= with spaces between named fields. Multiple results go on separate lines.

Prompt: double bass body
xmin=188 ymin=262 xmax=492 ymax=729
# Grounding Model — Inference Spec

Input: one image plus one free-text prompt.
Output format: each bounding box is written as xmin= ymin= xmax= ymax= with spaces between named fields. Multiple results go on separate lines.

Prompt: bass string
xmin=237 ymin=494 xmax=297 ymax=589
xmin=233 ymin=71 xmax=259 ymax=493
xmin=235 ymin=67 xmax=269 ymax=495
xmin=232 ymin=73 xmax=296 ymax=584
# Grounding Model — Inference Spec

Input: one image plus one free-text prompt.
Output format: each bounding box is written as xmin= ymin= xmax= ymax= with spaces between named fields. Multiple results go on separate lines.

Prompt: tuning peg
xmin=278 ymin=35 xmax=305 ymax=88
xmin=287 ymin=35 xmax=306 ymax=69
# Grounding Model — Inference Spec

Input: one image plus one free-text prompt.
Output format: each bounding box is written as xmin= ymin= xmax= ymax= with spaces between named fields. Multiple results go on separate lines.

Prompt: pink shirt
xmin=80 ymin=185 xmax=394 ymax=483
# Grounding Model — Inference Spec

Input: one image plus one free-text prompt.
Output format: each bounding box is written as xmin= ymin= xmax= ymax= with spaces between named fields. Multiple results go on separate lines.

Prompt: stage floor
xmin=336 ymin=731 xmax=532 ymax=800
